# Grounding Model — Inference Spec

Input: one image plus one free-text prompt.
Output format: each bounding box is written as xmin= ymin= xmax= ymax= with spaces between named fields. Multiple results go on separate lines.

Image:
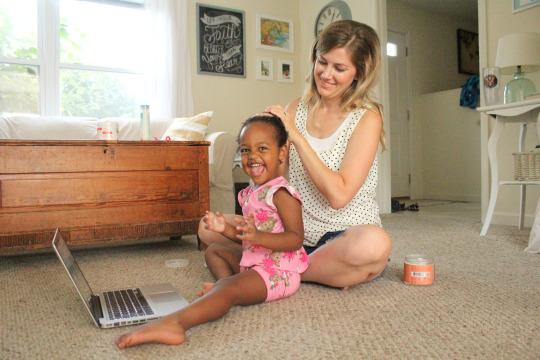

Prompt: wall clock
xmin=314 ymin=0 xmax=352 ymax=37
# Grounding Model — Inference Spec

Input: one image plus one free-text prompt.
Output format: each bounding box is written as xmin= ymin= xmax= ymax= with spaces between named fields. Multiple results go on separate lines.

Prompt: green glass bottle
xmin=504 ymin=66 xmax=537 ymax=103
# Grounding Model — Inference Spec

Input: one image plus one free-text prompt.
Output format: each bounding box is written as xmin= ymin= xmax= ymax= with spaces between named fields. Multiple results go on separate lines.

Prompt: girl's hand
xmin=235 ymin=214 xmax=259 ymax=243
xmin=203 ymin=211 xmax=226 ymax=233
xmin=265 ymin=104 xmax=300 ymax=143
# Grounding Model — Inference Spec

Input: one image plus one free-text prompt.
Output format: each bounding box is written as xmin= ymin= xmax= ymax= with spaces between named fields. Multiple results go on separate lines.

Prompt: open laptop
xmin=52 ymin=228 xmax=189 ymax=328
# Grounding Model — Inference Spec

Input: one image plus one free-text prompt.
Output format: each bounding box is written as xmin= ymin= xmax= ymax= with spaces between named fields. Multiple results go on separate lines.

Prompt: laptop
xmin=52 ymin=228 xmax=189 ymax=328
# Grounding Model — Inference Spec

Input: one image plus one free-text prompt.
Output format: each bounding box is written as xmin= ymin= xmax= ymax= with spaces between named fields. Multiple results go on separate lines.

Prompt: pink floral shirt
xmin=238 ymin=176 xmax=309 ymax=273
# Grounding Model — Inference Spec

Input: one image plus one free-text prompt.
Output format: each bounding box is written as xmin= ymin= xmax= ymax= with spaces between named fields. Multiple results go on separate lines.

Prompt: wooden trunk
xmin=0 ymin=140 xmax=209 ymax=254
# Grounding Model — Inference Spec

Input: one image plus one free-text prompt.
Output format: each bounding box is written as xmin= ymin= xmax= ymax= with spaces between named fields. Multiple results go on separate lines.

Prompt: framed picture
xmin=457 ymin=29 xmax=479 ymax=75
xmin=256 ymin=14 xmax=293 ymax=52
xmin=256 ymin=57 xmax=273 ymax=81
xmin=513 ymin=0 xmax=540 ymax=12
xmin=277 ymin=60 xmax=293 ymax=83
xmin=196 ymin=4 xmax=245 ymax=77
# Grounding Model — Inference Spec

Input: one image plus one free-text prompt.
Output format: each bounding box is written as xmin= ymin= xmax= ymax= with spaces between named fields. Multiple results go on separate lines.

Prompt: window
xmin=0 ymin=0 xmax=39 ymax=113
xmin=387 ymin=42 xmax=398 ymax=57
xmin=0 ymin=0 xmax=146 ymax=117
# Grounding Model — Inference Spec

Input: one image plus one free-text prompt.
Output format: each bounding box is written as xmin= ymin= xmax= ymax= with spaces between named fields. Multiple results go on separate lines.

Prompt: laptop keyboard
xmin=103 ymin=288 xmax=154 ymax=320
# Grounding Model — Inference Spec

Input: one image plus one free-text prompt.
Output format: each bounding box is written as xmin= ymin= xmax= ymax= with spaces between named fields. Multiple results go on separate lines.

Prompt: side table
xmin=478 ymin=99 xmax=540 ymax=236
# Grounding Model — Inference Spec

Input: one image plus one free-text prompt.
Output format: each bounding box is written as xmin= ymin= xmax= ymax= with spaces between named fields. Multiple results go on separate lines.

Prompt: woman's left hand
xmin=265 ymin=104 xmax=300 ymax=143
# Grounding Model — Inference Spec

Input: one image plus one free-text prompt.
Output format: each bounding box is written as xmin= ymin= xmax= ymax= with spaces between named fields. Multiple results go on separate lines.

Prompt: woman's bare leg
xmin=116 ymin=270 xmax=267 ymax=349
xmin=301 ymin=225 xmax=392 ymax=288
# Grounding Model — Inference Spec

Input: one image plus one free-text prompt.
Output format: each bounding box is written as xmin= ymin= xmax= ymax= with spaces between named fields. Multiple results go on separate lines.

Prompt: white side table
xmin=478 ymin=99 xmax=540 ymax=236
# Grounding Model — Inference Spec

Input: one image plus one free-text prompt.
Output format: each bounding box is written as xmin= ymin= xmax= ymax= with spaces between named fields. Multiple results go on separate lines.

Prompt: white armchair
xmin=205 ymin=131 xmax=236 ymax=214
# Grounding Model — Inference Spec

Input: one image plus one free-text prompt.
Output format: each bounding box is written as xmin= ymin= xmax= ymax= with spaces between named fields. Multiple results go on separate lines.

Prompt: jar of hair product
xmin=403 ymin=254 xmax=434 ymax=285
xmin=97 ymin=120 xmax=118 ymax=140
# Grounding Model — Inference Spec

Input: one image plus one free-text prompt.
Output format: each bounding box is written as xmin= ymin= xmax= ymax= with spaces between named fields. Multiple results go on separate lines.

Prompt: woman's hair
xmin=304 ymin=20 xmax=381 ymax=111
xmin=303 ymin=20 xmax=385 ymax=148
xmin=237 ymin=114 xmax=288 ymax=147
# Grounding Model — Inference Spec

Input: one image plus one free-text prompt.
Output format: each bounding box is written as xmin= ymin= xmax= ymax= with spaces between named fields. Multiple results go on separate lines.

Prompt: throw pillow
xmin=161 ymin=111 xmax=213 ymax=141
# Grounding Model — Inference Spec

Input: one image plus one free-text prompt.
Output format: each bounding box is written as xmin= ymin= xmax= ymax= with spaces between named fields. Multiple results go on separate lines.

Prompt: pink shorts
xmin=242 ymin=265 xmax=301 ymax=302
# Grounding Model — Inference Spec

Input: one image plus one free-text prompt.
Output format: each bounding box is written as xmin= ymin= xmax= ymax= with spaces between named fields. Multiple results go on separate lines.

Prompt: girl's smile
xmin=246 ymin=162 xmax=265 ymax=178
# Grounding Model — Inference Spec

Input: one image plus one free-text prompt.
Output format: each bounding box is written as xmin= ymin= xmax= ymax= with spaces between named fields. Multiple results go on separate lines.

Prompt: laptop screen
xmin=52 ymin=230 xmax=94 ymax=310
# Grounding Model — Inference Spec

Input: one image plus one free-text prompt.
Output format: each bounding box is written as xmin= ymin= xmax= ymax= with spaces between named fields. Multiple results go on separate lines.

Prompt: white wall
xmin=415 ymin=88 xmax=481 ymax=201
xmin=189 ymin=0 xmax=387 ymax=141
xmin=386 ymin=0 xmax=480 ymax=202
xmin=386 ymin=0 xmax=478 ymax=96
xmin=480 ymin=0 xmax=540 ymax=226
xmin=188 ymin=0 xmax=303 ymax=138
xmin=188 ymin=0 xmax=392 ymax=213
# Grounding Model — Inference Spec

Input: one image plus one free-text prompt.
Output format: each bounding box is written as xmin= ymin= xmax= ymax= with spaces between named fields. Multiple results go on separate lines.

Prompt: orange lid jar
xmin=403 ymin=254 xmax=434 ymax=285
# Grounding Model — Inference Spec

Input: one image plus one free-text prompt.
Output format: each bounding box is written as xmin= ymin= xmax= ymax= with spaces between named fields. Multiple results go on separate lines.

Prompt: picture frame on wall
xmin=513 ymin=0 xmax=540 ymax=13
xmin=256 ymin=57 xmax=273 ymax=81
xmin=457 ymin=29 xmax=479 ymax=75
xmin=196 ymin=4 xmax=245 ymax=77
xmin=256 ymin=14 xmax=293 ymax=53
xmin=277 ymin=60 xmax=293 ymax=83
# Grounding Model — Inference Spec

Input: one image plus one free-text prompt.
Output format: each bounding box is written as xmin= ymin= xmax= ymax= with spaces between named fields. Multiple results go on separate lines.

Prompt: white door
xmin=388 ymin=30 xmax=410 ymax=198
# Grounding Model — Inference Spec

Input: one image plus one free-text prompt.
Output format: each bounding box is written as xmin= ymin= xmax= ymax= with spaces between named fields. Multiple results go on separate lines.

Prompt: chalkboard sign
xmin=197 ymin=4 xmax=245 ymax=77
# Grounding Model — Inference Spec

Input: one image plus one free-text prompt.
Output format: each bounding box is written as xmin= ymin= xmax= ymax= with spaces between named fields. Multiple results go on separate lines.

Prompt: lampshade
xmin=495 ymin=32 xmax=540 ymax=75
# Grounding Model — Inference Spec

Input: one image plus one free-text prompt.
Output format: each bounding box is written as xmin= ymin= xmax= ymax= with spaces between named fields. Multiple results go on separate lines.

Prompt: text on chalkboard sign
xmin=197 ymin=4 xmax=245 ymax=77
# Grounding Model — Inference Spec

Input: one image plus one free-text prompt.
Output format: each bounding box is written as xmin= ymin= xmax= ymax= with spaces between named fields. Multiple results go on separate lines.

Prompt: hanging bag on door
xmin=459 ymin=75 xmax=480 ymax=109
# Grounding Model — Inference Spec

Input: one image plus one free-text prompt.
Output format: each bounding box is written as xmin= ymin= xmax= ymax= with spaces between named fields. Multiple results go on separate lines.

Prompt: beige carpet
xmin=1 ymin=201 xmax=539 ymax=359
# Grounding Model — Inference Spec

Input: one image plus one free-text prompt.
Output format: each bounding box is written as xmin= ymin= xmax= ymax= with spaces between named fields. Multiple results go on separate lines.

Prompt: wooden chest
xmin=0 ymin=140 xmax=209 ymax=253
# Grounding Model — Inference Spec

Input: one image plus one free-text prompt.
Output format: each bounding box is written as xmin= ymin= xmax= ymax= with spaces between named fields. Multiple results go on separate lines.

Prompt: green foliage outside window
xmin=0 ymin=6 xmax=140 ymax=117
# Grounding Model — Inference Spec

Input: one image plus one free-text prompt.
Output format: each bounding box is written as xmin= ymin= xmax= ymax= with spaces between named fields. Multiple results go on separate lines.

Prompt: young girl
xmin=116 ymin=115 xmax=307 ymax=349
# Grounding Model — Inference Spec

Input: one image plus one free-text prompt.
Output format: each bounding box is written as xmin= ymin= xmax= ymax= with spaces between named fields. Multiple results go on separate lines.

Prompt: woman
xmin=200 ymin=20 xmax=391 ymax=289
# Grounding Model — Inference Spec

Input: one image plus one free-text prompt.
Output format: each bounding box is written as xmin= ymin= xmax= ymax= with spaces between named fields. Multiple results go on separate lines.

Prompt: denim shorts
xmin=303 ymin=230 xmax=345 ymax=255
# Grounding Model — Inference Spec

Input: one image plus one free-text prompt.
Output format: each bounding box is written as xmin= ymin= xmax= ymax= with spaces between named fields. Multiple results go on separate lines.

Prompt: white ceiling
xmin=397 ymin=0 xmax=478 ymax=22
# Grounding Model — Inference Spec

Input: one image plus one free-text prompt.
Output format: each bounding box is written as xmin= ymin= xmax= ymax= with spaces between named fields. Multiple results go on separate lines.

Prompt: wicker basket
xmin=513 ymin=152 xmax=540 ymax=180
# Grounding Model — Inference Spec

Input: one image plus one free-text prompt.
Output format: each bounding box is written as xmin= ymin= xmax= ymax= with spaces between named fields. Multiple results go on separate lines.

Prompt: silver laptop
xmin=52 ymin=228 xmax=189 ymax=328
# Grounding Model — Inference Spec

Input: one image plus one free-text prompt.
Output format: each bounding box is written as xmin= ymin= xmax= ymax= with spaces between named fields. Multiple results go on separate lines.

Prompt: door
xmin=388 ymin=30 xmax=410 ymax=198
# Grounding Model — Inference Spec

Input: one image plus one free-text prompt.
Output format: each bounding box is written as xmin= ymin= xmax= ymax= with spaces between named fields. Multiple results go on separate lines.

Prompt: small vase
xmin=503 ymin=67 xmax=537 ymax=104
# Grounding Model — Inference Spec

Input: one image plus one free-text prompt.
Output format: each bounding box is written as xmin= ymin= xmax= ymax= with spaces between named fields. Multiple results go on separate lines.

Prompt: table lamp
xmin=495 ymin=32 xmax=540 ymax=103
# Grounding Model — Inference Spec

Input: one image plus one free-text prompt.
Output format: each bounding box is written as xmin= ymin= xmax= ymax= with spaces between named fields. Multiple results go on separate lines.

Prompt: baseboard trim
xmin=491 ymin=212 xmax=534 ymax=228
xmin=420 ymin=193 xmax=481 ymax=202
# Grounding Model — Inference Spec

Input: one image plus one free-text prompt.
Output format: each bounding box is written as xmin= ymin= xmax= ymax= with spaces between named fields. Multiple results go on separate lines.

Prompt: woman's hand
xmin=203 ymin=211 xmax=226 ymax=233
xmin=265 ymin=104 xmax=300 ymax=143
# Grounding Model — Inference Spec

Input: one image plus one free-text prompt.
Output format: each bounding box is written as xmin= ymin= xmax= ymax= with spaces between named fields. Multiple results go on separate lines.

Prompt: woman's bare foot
xmin=196 ymin=282 xmax=214 ymax=297
xmin=116 ymin=316 xmax=187 ymax=349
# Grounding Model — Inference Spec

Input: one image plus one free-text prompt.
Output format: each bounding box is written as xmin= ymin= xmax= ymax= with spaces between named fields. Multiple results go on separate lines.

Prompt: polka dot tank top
xmin=289 ymin=100 xmax=381 ymax=246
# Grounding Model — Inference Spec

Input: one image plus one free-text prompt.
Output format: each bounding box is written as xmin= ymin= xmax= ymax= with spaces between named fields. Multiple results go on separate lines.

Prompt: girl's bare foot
xmin=196 ymin=282 xmax=214 ymax=297
xmin=116 ymin=316 xmax=187 ymax=349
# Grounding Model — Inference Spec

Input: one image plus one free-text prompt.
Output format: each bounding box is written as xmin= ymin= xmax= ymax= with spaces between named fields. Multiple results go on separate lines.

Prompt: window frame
xmin=0 ymin=0 xmax=144 ymax=116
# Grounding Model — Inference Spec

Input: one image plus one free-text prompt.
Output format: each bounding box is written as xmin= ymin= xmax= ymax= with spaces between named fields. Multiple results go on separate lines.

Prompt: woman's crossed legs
xmin=301 ymin=225 xmax=392 ymax=288
xmin=198 ymin=218 xmax=392 ymax=289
